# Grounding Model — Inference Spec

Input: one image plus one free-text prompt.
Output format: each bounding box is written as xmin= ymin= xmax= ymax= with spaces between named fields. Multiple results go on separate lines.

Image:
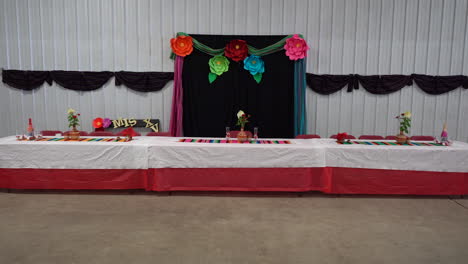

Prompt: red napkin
xmin=121 ymin=127 xmax=138 ymax=137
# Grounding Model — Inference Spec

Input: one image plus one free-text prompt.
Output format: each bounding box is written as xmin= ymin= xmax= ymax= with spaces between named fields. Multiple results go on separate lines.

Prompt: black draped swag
xmin=115 ymin=71 xmax=174 ymax=92
xmin=182 ymin=35 xmax=295 ymax=138
xmin=3 ymin=69 xmax=466 ymax=96
xmin=50 ymin=71 xmax=114 ymax=91
xmin=2 ymin=70 xmax=174 ymax=92
xmin=2 ymin=70 xmax=52 ymax=90
xmin=306 ymin=73 xmax=468 ymax=95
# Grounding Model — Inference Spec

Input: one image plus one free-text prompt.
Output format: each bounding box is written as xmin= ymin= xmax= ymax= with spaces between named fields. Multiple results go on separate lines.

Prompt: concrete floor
xmin=0 ymin=191 xmax=467 ymax=264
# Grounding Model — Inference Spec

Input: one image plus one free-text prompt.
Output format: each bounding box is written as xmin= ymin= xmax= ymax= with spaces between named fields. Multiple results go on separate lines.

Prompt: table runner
xmin=33 ymin=137 xmax=128 ymax=142
xmin=338 ymin=140 xmax=444 ymax=146
xmin=178 ymin=138 xmax=292 ymax=144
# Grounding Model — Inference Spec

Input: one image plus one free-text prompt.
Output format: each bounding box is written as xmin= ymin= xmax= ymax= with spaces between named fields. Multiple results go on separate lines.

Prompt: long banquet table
xmin=0 ymin=136 xmax=467 ymax=195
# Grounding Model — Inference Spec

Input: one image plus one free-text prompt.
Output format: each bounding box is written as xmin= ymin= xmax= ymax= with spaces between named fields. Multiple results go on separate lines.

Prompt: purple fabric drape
xmin=169 ymin=56 xmax=184 ymax=137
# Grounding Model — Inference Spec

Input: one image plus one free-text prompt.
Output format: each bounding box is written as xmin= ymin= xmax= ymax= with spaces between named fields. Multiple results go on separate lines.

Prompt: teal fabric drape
xmin=294 ymin=59 xmax=307 ymax=136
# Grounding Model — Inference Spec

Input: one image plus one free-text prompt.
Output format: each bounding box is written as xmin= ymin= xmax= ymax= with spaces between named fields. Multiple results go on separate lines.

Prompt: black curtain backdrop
xmin=182 ymin=35 xmax=295 ymax=138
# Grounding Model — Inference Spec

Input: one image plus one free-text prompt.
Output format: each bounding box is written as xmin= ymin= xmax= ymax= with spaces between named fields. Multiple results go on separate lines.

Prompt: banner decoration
xmin=170 ymin=32 xmax=309 ymax=84
xmin=93 ymin=118 xmax=160 ymax=132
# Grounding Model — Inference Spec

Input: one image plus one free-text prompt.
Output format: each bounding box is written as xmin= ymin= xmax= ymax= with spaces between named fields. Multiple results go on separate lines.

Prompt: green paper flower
xmin=209 ymin=55 xmax=230 ymax=76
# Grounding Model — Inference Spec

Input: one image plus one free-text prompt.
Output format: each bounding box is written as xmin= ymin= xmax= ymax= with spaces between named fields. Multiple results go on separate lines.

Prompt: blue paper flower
xmin=243 ymin=55 xmax=265 ymax=75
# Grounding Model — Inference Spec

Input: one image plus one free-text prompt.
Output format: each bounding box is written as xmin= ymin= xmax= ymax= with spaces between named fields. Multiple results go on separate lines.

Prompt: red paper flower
xmin=224 ymin=39 xmax=248 ymax=62
xmin=336 ymin=132 xmax=348 ymax=142
xmin=92 ymin=117 xmax=104 ymax=128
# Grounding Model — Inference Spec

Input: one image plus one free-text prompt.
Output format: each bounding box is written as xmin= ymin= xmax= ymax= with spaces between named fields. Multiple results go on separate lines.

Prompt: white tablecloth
xmin=147 ymin=137 xmax=326 ymax=168
xmin=315 ymin=139 xmax=468 ymax=172
xmin=1 ymin=136 xmax=467 ymax=172
xmin=147 ymin=138 xmax=468 ymax=172
xmin=0 ymin=136 xmax=150 ymax=169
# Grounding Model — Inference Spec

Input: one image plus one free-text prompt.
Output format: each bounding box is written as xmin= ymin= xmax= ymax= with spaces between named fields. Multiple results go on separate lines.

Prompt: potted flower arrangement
xmin=395 ymin=111 xmax=411 ymax=144
xmin=236 ymin=110 xmax=250 ymax=142
xmin=67 ymin=108 xmax=81 ymax=140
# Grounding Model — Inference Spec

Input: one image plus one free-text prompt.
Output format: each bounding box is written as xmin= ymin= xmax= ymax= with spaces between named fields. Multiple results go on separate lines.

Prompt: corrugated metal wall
xmin=0 ymin=0 xmax=467 ymax=140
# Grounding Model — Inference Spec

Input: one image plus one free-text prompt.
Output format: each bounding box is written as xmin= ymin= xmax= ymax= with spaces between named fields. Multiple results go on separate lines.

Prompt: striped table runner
xmin=32 ymin=137 xmax=128 ymax=142
xmin=338 ymin=140 xmax=444 ymax=146
xmin=179 ymin=138 xmax=292 ymax=144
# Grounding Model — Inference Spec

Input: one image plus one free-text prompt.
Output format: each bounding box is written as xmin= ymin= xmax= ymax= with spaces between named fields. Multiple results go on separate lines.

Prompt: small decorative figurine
xmin=441 ymin=123 xmax=448 ymax=142
xmin=439 ymin=122 xmax=451 ymax=146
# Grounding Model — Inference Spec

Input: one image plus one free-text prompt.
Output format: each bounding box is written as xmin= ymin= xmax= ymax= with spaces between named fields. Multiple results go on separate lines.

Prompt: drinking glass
xmin=253 ymin=127 xmax=258 ymax=140
xmin=225 ymin=127 xmax=231 ymax=140
xmin=35 ymin=129 xmax=42 ymax=139
xmin=15 ymin=130 xmax=21 ymax=140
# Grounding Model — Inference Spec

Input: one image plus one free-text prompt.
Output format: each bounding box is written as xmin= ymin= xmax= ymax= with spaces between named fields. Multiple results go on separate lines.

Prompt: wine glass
xmin=253 ymin=127 xmax=258 ymax=141
xmin=225 ymin=127 xmax=231 ymax=140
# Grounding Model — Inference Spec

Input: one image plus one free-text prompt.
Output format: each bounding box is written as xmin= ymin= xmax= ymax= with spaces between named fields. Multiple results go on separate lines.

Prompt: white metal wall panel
xmin=0 ymin=0 xmax=467 ymax=141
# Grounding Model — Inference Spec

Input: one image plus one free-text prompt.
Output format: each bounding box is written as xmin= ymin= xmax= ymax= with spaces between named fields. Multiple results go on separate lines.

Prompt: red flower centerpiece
xmin=236 ymin=110 xmax=251 ymax=143
xmin=170 ymin=35 xmax=194 ymax=57
xmin=224 ymin=39 xmax=248 ymax=62
xmin=67 ymin=108 xmax=81 ymax=140
xmin=336 ymin=132 xmax=348 ymax=143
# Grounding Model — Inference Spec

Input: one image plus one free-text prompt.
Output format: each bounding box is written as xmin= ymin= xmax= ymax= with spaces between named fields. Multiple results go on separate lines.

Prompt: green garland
xmin=171 ymin=32 xmax=303 ymax=59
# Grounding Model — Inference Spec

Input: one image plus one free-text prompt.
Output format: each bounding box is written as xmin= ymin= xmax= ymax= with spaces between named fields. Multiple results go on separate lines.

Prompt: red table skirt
xmin=1 ymin=167 xmax=467 ymax=195
xmin=0 ymin=169 xmax=148 ymax=190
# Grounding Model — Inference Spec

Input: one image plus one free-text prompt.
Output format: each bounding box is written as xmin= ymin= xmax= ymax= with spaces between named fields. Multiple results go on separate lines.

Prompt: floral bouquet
xmin=236 ymin=110 xmax=250 ymax=129
xmin=67 ymin=108 xmax=80 ymax=129
xmin=396 ymin=111 xmax=411 ymax=134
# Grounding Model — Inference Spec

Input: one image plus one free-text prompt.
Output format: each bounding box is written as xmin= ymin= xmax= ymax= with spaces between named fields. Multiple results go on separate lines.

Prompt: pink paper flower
xmin=284 ymin=34 xmax=309 ymax=60
xmin=103 ymin=118 xmax=111 ymax=128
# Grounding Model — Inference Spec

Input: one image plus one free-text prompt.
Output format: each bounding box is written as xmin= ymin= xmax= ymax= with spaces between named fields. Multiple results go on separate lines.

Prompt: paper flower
xmin=224 ymin=39 xmax=248 ymax=62
xmin=284 ymin=34 xmax=309 ymax=60
xmin=243 ymin=55 xmax=265 ymax=75
xmin=209 ymin=55 xmax=230 ymax=76
xmin=92 ymin=117 xmax=103 ymax=128
xmin=170 ymin=35 xmax=194 ymax=57
xmin=103 ymin=118 xmax=111 ymax=128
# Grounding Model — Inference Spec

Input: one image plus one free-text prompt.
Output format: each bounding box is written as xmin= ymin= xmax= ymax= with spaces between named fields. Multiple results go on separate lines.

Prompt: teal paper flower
xmin=243 ymin=55 xmax=265 ymax=75
xmin=243 ymin=55 xmax=265 ymax=83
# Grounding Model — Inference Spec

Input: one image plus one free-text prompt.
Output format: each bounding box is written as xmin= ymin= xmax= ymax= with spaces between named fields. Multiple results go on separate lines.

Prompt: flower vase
xmin=69 ymin=126 xmax=80 ymax=140
xmin=237 ymin=127 xmax=248 ymax=143
xmin=396 ymin=130 xmax=407 ymax=144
